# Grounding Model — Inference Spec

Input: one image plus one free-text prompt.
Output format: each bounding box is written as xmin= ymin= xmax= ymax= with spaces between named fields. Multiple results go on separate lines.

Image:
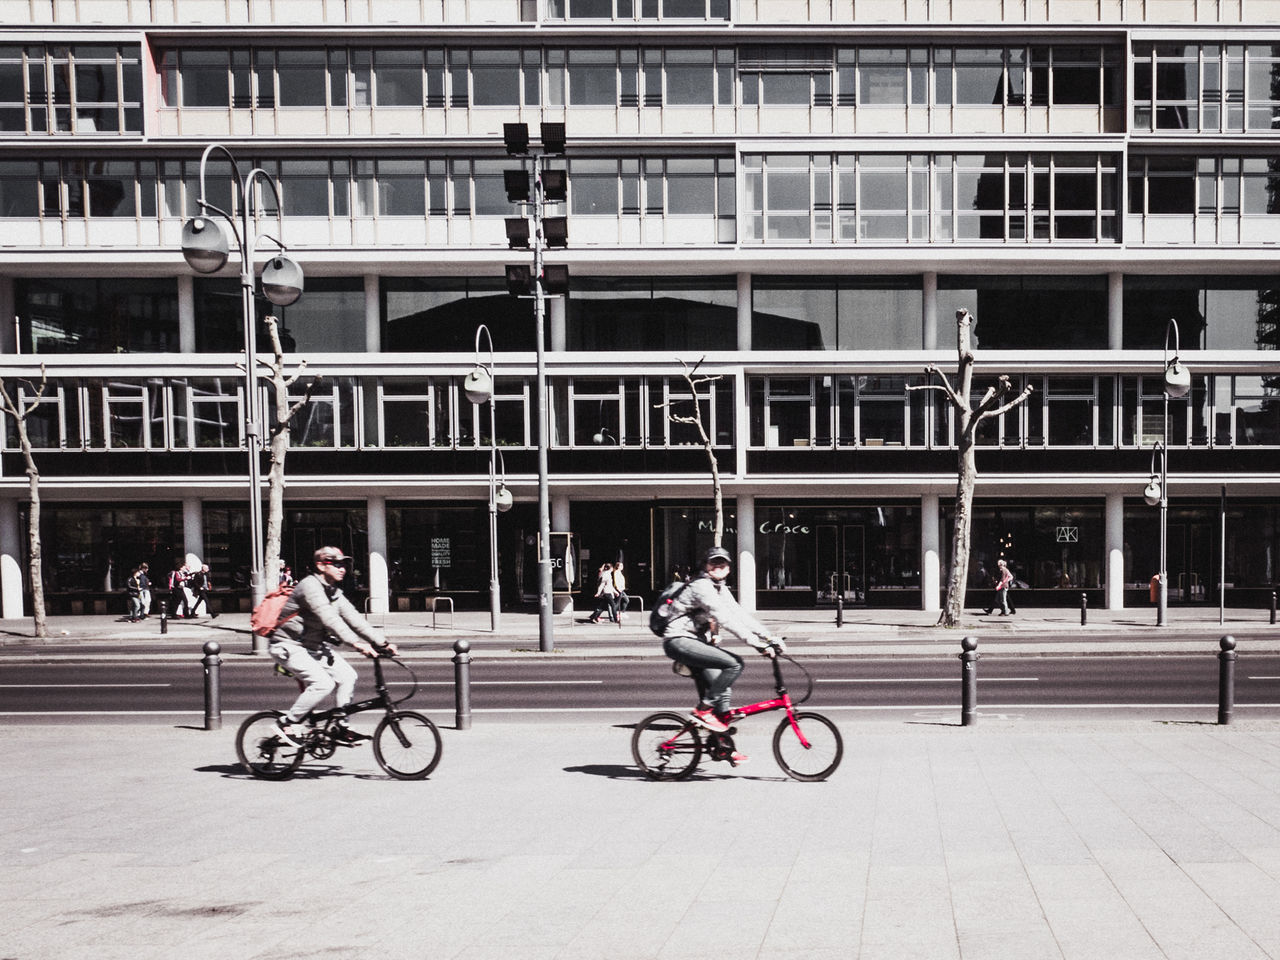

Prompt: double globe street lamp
xmin=180 ymin=143 xmax=304 ymax=639
xmin=1143 ymin=318 xmax=1192 ymax=627
xmin=464 ymin=324 xmax=513 ymax=632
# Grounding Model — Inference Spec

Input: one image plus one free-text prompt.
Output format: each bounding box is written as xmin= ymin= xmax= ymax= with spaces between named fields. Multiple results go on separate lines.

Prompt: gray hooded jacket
xmin=663 ymin=573 xmax=771 ymax=649
xmin=270 ymin=573 xmax=382 ymax=651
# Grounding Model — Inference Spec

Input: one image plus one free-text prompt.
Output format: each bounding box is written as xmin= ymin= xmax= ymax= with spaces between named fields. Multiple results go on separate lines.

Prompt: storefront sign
xmin=759 ymin=521 xmax=811 ymax=536
xmin=1056 ymin=526 xmax=1079 ymax=543
xmin=431 ymin=537 xmax=451 ymax=567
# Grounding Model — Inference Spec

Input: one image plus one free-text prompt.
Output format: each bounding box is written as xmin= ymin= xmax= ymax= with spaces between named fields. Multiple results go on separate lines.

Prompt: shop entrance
xmin=816 ymin=524 xmax=866 ymax=605
xmin=1168 ymin=521 xmax=1214 ymax=602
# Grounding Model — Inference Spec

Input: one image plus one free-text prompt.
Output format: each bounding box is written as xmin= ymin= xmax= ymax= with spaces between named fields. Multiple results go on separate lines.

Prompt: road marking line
xmin=394 ymin=680 xmax=604 ymax=686
xmin=818 ymin=678 xmax=1038 ymax=683
xmin=0 ymin=683 xmax=172 ymax=688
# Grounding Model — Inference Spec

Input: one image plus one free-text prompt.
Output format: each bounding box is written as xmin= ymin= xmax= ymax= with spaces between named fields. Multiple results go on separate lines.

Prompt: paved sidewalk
xmin=5 ymin=716 xmax=1280 ymax=959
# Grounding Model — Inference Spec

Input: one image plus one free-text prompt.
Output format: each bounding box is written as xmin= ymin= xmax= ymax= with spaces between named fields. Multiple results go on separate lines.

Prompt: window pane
xmin=568 ymin=49 xmax=616 ymax=105
xmin=666 ymin=48 xmax=713 ymax=105
xmin=472 ymin=49 xmax=521 ymax=106
xmin=182 ymin=50 xmax=229 ymax=107
xmin=375 ymin=51 xmax=423 ymax=106
xmin=277 ymin=49 xmax=327 ymax=107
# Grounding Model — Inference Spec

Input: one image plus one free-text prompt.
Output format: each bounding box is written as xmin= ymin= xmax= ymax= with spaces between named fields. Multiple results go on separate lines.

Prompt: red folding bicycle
xmin=631 ymin=647 xmax=843 ymax=782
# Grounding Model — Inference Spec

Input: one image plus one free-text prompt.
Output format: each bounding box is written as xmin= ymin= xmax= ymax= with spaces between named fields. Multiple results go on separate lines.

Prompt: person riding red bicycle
xmin=660 ymin=546 xmax=784 ymax=766
xmin=268 ymin=546 xmax=397 ymax=747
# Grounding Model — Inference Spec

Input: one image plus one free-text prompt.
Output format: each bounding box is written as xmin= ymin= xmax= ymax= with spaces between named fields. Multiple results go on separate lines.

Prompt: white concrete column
xmin=183 ymin=498 xmax=204 ymax=561
xmin=921 ymin=493 xmax=941 ymax=612
xmin=0 ymin=277 xmax=15 ymax=354
xmin=0 ymin=498 xmax=23 ymax=618
xmin=364 ymin=274 xmax=380 ymax=353
xmin=736 ymin=495 xmax=757 ymax=612
xmin=177 ymin=274 xmax=196 ymax=353
xmin=922 ymin=271 xmax=938 ymax=351
xmin=737 ymin=272 xmax=752 ymax=350
xmin=552 ymin=493 xmax=570 ymax=532
xmin=1108 ymin=272 xmax=1123 ymax=351
xmin=549 ymin=296 xmax=566 ymax=352
xmin=366 ymin=495 xmax=389 ymax=615
xmin=1106 ymin=491 xmax=1125 ymax=610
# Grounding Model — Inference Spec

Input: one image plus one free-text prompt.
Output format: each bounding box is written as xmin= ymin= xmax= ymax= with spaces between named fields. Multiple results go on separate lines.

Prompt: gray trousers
xmin=663 ymin=634 xmax=744 ymax=715
xmin=269 ymin=639 xmax=359 ymax=723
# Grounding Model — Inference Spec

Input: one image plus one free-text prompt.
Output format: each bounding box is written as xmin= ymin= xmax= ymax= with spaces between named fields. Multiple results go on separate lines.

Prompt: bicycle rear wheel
xmin=372 ymin=711 xmax=442 ymax=780
xmin=773 ymin=711 xmax=843 ymax=782
xmin=236 ymin=711 xmax=305 ymax=781
xmin=631 ymin=712 xmax=703 ymax=780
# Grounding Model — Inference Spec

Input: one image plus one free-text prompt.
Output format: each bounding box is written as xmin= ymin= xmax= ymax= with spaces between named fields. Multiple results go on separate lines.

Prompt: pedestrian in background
xmin=587 ymin=562 xmax=618 ymax=623
xmin=612 ymin=560 xmax=631 ymax=622
xmin=168 ymin=559 xmax=190 ymax=618
xmin=138 ymin=562 xmax=152 ymax=618
xmin=125 ymin=566 xmax=143 ymax=622
xmin=189 ymin=564 xmax=216 ymax=618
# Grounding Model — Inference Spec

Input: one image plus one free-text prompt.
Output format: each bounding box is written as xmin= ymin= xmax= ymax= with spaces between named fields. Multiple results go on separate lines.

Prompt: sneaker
xmin=729 ymin=752 xmax=749 ymax=767
xmin=690 ymin=708 xmax=729 ymax=733
xmin=271 ymin=718 xmax=301 ymax=748
xmin=332 ymin=723 xmax=370 ymax=744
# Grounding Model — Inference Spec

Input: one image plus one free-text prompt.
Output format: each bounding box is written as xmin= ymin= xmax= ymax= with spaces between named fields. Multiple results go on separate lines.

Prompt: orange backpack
xmin=249 ymin=585 xmax=298 ymax=637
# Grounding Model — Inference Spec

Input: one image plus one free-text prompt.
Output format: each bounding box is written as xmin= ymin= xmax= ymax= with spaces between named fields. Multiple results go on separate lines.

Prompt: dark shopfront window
xmin=567 ymin=277 xmax=738 ymax=352
xmin=36 ymin=504 xmax=182 ymax=594
xmin=755 ymin=504 xmax=920 ymax=602
xmin=1124 ymin=501 xmax=1280 ymax=597
xmin=952 ymin=503 xmax=1103 ymax=592
xmin=388 ymin=505 xmax=485 ymax=594
xmin=195 ymin=277 xmax=367 ymax=354
xmin=752 ymin=276 xmax=923 ymax=351
xmin=1122 ymin=275 xmax=1280 ymax=350
xmin=382 ymin=277 xmax=536 ymax=353
xmin=936 ymin=275 xmax=1108 ymax=350
xmin=655 ymin=505 xmax=738 ymax=584
xmin=17 ymin=277 xmax=179 ymax=353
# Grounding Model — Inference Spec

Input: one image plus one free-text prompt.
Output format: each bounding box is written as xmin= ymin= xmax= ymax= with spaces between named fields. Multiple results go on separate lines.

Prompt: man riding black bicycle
xmin=269 ymin=546 xmax=397 ymax=748
xmin=660 ymin=546 xmax=784 ymax=766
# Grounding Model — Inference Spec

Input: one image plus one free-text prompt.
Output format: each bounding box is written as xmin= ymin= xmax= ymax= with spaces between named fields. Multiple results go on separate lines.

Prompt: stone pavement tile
xmin=655 ymin=898 xmax=777 ymax=959
xmin=759 ymin=891 xmax=863 ymax=955
xmin=858 ymin=894 xmax=959 ymax=960
xmin=1182 ymin=860 xmax=1280 ymax=955
xmin=1097 ymin=852 xmax=1270 ymax=960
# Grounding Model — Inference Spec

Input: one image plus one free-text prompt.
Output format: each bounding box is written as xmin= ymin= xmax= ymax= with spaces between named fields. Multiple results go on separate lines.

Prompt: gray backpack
xmin=648 ymin=580 xmax=691 ymax=637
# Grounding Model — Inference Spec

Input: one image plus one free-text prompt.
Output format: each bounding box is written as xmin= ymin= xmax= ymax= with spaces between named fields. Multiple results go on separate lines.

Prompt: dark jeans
xmin=663 ymin=634 xmax=744 ymax=715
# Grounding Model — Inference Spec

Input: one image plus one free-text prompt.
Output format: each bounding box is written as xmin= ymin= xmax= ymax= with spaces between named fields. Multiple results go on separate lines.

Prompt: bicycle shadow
xmin=195 ymin=763 xmax=413 ymax=781
xmin=563 ymin=763 xmax=789 ymax=783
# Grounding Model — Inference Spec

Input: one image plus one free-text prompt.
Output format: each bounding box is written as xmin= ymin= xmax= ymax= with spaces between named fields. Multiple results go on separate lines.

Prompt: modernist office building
xmin=0 ymin=0 xmax=1278 ymax=617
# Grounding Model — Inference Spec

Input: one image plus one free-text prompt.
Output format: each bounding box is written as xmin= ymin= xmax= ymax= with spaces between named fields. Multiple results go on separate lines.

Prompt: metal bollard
xmin=202 ymin=640 xmax=222 ymax=731
xmin=453 ymin=638 xmax=472 ymax=731
xmin=1218 ymin=635 xmax=1237 ymax=726
xmin=959 ymin=636 xmax=979 ymax=727
xmin=1080 ymin=592 xmax=1088 ymax=626
xmin=1271 ymin=592 xmax=1276 ymax=625
xmin=159 ymin=599 xmax=168 ymax=635
xmin=835 ymin=593 xmax=844 ymax=628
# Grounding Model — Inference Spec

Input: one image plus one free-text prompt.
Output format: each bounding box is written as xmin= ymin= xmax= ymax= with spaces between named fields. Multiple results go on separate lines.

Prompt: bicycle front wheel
xmin=631 ymin=712 xmax=703 ymax=780
xmin=372 ymin=711 xmax=442 ymax=780
xmin=236 ymin=711 xmax=305 ymax=781
xmin=773 ymin=711 xmax=843 ymax=782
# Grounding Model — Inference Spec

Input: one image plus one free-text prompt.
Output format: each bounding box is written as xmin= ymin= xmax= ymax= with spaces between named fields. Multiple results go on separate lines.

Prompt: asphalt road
xmin=5 ymin=652 xmax=1280 ymax=721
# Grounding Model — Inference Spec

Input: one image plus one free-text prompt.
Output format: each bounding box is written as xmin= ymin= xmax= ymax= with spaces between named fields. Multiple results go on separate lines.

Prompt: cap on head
xmin=313 ymin=547 xmax=351 ymax=565
xmin=704 ymin=546 xmax=732 ymax=566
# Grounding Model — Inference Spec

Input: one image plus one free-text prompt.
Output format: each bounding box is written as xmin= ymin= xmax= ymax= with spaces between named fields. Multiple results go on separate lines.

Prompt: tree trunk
xmin=942 ymin=420 xmax=978 ymax=628
xmin=262 ymin=318 xmax=291 ymax=591
xmin=24 ymin=453 xmax=47 ymax=639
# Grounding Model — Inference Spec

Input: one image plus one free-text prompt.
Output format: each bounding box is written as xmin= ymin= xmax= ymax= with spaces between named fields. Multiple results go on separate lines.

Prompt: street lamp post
xmin=1153 ymin=318 xmax=1192 ymax=627
xmin=464 ymin=324 xmax=513 ymax=632
xmin=181 ymin=143 xmax=303 ymax=651
xmin=503 ymin=122 xmax=568 ymax=653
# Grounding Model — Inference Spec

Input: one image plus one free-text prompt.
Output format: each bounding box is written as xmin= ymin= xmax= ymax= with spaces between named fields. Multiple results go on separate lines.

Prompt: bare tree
xmin=656 ymin=357 xmax=724 ymax=546
xmin=909 ymin=309 xmax=1033 ymax=627
xmin=260 ymin=316 xmax=319 ymax=589
xmin=0 ymin=366 xmax=48 ymax=638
